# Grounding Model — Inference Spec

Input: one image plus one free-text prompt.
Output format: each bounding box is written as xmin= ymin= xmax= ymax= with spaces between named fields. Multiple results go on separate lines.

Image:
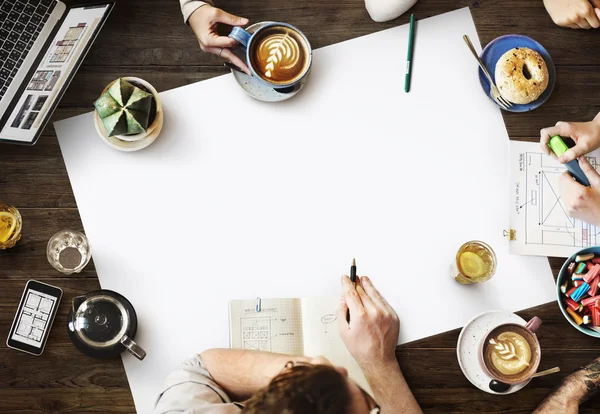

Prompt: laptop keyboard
xmin=0 ymin=0 xmax=57 ymax=100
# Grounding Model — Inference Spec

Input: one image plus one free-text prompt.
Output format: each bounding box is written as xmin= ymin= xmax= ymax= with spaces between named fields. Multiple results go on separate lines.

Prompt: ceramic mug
xmin=229 ymin=22 xmax=312 ymax=89
xmin=479 ymin=317 xmax=542 ymax=385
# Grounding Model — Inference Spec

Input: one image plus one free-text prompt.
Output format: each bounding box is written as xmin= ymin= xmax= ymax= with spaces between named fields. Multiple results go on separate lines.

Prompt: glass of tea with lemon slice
xmin=0 ymin=203 xmax=22 ymax=249
xmin=452 ymin=240 xmax=497 ymax=284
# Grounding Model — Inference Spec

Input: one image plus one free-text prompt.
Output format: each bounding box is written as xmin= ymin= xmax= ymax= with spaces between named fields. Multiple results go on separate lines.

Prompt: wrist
xmin=560 ymin=372 xmax=592 ymax=404
xmin=361 ymin=356 xmax=401 ymax=377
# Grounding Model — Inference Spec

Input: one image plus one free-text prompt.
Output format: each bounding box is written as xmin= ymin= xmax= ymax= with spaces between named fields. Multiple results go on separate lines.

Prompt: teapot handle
xmin=121 ymin=335 xmax=146 ymax=360
xmin=71 ymin=295 xmax=86 ymax=314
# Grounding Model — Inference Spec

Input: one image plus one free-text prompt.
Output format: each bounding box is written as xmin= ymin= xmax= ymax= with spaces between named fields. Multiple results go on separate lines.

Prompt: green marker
xmin=404 ymin=14 xmax=415 ymax=93
xmin=548 ymin=135 xmax=590 ymax=186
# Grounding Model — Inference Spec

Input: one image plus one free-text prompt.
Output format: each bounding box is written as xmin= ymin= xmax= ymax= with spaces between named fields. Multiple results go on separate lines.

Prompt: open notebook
xmin=229 ymin=297 xmax=372 ymax=395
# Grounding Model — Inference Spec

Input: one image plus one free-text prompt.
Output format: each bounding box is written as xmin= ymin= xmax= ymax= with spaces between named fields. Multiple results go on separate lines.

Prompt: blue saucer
xmin=478 ymin=34 xmax=555 ymax=112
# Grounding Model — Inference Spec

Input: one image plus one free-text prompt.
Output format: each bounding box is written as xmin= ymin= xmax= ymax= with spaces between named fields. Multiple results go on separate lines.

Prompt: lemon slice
xmin=459 ymin=251 xmax=486 ymax=278
xmin=0 ymin=211 xmax=17 ymax=243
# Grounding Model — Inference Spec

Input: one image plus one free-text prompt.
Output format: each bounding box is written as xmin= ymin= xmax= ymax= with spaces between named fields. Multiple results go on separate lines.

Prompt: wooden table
xmin=1 ymin=0 xmax=600 ymax=412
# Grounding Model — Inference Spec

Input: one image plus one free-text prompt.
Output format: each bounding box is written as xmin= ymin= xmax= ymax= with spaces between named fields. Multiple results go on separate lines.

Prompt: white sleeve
xmin=153 ymin=355 xmax=243 ymax=413
xmin=180 ymin=0 xmax=214 ymax=23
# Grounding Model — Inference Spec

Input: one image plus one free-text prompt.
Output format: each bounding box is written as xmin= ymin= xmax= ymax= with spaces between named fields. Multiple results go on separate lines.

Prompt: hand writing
xmin=337 ymin=275 xmax=399 ymax=371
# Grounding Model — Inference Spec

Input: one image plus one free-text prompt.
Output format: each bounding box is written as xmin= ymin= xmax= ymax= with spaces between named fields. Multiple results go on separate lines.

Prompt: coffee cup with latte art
xmin=229 ymin=23 xmax=312 ymax=89
xmin=479 ymin=317 xmax=542 ymax=384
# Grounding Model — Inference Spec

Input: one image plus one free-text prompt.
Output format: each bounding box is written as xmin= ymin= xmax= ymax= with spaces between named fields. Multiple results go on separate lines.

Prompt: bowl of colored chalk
xmin=557 ymin=247 xmax=600 ymax=338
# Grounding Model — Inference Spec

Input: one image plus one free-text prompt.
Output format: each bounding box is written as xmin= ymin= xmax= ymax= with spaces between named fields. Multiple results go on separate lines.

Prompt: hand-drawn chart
xmin=510 ymin=141 xmax=600 ymax=257
xmin=240 ymin=317 xmax=271 ymax=351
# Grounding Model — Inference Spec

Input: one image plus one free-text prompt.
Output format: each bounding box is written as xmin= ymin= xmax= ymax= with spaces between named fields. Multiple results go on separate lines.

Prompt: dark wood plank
xmin=397 ymin=349 xmax=600 ymax=413
xmin=0 ymin=210 xmax=96 ymax=278
xmin=0 ymin=278 xmax=135 ymax=414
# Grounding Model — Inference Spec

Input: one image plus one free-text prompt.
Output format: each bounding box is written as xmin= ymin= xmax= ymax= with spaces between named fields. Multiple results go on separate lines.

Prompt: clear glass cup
xmin=451 ymin=240 xmax=497 ymax=285
xmin=47 ymin=230 xmax=91 ymax=275
xmin=0 ymin=203 xmax=22 ymax=250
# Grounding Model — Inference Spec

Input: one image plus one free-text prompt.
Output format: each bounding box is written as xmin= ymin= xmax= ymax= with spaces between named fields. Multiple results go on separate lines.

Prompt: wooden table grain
xmin=1 ymin=0 xmax=600 ymax=412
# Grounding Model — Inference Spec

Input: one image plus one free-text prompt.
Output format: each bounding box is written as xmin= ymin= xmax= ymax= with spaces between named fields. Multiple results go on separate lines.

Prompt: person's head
xmin=242 ymin=357 xmax=379 ymax=414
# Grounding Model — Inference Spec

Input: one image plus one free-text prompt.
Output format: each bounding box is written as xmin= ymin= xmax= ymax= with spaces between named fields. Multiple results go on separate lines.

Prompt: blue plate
xmin=556 ymin=246 xmax=600 ymax=339
xmin=479 ymin=34 xmax=555 ymax=112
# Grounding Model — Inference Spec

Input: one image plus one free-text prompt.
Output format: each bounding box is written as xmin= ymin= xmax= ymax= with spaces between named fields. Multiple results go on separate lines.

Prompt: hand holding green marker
xmin=548 ymin=135 xmax=590 ymax=187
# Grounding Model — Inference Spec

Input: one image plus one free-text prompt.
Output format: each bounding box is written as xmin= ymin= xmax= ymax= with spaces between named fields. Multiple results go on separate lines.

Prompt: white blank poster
xmin=55 ymin=8 xmax=555 ymax=413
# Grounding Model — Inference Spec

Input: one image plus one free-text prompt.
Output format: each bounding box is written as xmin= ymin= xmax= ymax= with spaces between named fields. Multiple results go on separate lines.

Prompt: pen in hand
xmin=347 ymin=258 xmax=357 ymax=323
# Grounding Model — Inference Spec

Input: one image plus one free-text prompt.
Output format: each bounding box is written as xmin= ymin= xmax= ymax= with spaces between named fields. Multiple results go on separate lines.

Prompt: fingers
xmin=220 ymin=48 xmax=251 ymax=75
xmin=204 ymin=35 xmax=239 ymax=49
xmin=360 ymin=276 xmax=396 ymax=315
xmin=578 ymin=157 xmax=600 ymax=187
xmin=578 ymin=16 xmax=592 ymax=29
xmin=214 ymin=8 xmax=249 ymax=27
xmin=586 ymin=13 xmax=600 ymax=28
xmin=543 ymin=121 xmax=591 ymax=164
xmin=356 ymin=282 xmax=376 ymax=312
xmin=337 ymin=297 xmax=349 ymax=330
xmin=561 ymin=143 xmax=589 ymax=164
xmin=540 ymin=122 xmax=572 ymax=157
xmin=583 ymin=2 xmax=600 ymax=28
xmin=596 ymin=8 xmax=600 ymax=21
xmin=204 ymin=47 xmax=252 ymax=76
xmin=341 ymin=275 xmax=364 ymax=316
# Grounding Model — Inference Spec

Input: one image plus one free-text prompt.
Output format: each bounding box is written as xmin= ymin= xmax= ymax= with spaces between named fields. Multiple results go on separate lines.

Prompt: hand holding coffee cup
xmin=229 ymin=23 xmax=312 ymax=89
xmin=188 ymin=5 xmax=251 ymax=75
xmin=480 ymin=317 xmax=542 ymax=385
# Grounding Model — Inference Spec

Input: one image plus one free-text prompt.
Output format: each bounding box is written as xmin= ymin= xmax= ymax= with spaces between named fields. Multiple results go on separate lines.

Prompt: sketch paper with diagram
xmin=229 ymin=297 xmax=371 ymax=394
xmin=509 ymin=140 xmax=600 ymax=257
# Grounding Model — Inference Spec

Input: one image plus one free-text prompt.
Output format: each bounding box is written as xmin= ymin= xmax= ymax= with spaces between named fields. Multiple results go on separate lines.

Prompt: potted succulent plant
xmin=93 ymin=77 xmax=163 ymax=151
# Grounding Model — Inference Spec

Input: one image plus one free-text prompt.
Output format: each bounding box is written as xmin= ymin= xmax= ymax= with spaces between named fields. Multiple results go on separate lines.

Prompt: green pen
xmin=404 ymin=14 xmax=416 ymax=93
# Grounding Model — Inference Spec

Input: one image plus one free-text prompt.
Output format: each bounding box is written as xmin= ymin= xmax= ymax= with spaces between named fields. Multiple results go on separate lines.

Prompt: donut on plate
xmin=495 ymin=47 xmax=549 ymax=105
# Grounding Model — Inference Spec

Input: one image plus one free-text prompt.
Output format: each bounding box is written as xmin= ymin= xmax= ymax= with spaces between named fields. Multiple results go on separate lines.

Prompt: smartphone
xmin=7 ymin=280 xmax=63 ymax=356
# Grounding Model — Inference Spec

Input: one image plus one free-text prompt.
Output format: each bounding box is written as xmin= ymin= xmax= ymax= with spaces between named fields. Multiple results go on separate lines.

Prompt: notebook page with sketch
xmin=229 ymin=297 xmax=371 ymax=396
xmin=300 ymin=296 xmax=372 ymax=395
xmin=229 ymin=298 xmax=304 ymax=356
xmin=509 ymin=140 xmax=600 ymax=257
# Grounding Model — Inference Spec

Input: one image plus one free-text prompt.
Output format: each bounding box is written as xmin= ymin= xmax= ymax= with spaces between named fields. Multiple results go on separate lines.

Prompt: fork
xmin=463 ymin=35 xmax=513 ymax=110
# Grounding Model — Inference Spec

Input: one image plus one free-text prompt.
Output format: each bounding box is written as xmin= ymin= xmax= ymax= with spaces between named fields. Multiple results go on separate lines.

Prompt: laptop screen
xmin=0 ymin=3 xmax=113 ymax=144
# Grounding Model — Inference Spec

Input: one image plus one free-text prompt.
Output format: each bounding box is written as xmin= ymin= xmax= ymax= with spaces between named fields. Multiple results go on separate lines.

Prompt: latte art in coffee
xmin=250 ymin=27 xmax=310 ymax=85
xmin=260 ymin=33 xmax=300 ymax=79
xmin=487 ymin=332 xmax=532 ymax=376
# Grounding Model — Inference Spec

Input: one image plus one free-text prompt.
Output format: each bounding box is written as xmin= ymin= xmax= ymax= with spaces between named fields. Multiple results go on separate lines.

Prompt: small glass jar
xmin=451 ymin=240 xmax=497 ymax=284
xmin=0 ymin=203 xmax=22 ymax=250
xmin=47 ymin=230 xmax=91 ymax=275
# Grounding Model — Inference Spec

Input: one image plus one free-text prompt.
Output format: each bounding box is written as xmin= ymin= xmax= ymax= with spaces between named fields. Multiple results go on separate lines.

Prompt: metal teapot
xmin=68 ymin=290 xmax=146 ymax=360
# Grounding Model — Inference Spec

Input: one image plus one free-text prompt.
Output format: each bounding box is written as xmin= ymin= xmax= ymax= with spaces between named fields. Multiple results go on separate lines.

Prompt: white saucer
xmin=457 ymin=310 xmax=531 ymax=395
xmin=230 ymin=22 xmax=308 ymax=103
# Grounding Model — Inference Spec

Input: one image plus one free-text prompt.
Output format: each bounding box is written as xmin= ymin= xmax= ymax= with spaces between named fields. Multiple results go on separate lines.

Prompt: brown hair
xmin=242 ymin=364 xmax=351 ymax=414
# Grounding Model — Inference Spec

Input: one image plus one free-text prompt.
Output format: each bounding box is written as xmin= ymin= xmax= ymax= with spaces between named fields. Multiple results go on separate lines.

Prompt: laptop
xmin=0 ymin=0 xmax=114 ymax=145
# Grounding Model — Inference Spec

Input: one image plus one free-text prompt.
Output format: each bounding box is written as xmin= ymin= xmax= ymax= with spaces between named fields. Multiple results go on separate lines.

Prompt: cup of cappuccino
xmin=229 ymin=23 xmax=312 ymax=89
xmin=479 ymin=317 xmax=542 ymax=385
